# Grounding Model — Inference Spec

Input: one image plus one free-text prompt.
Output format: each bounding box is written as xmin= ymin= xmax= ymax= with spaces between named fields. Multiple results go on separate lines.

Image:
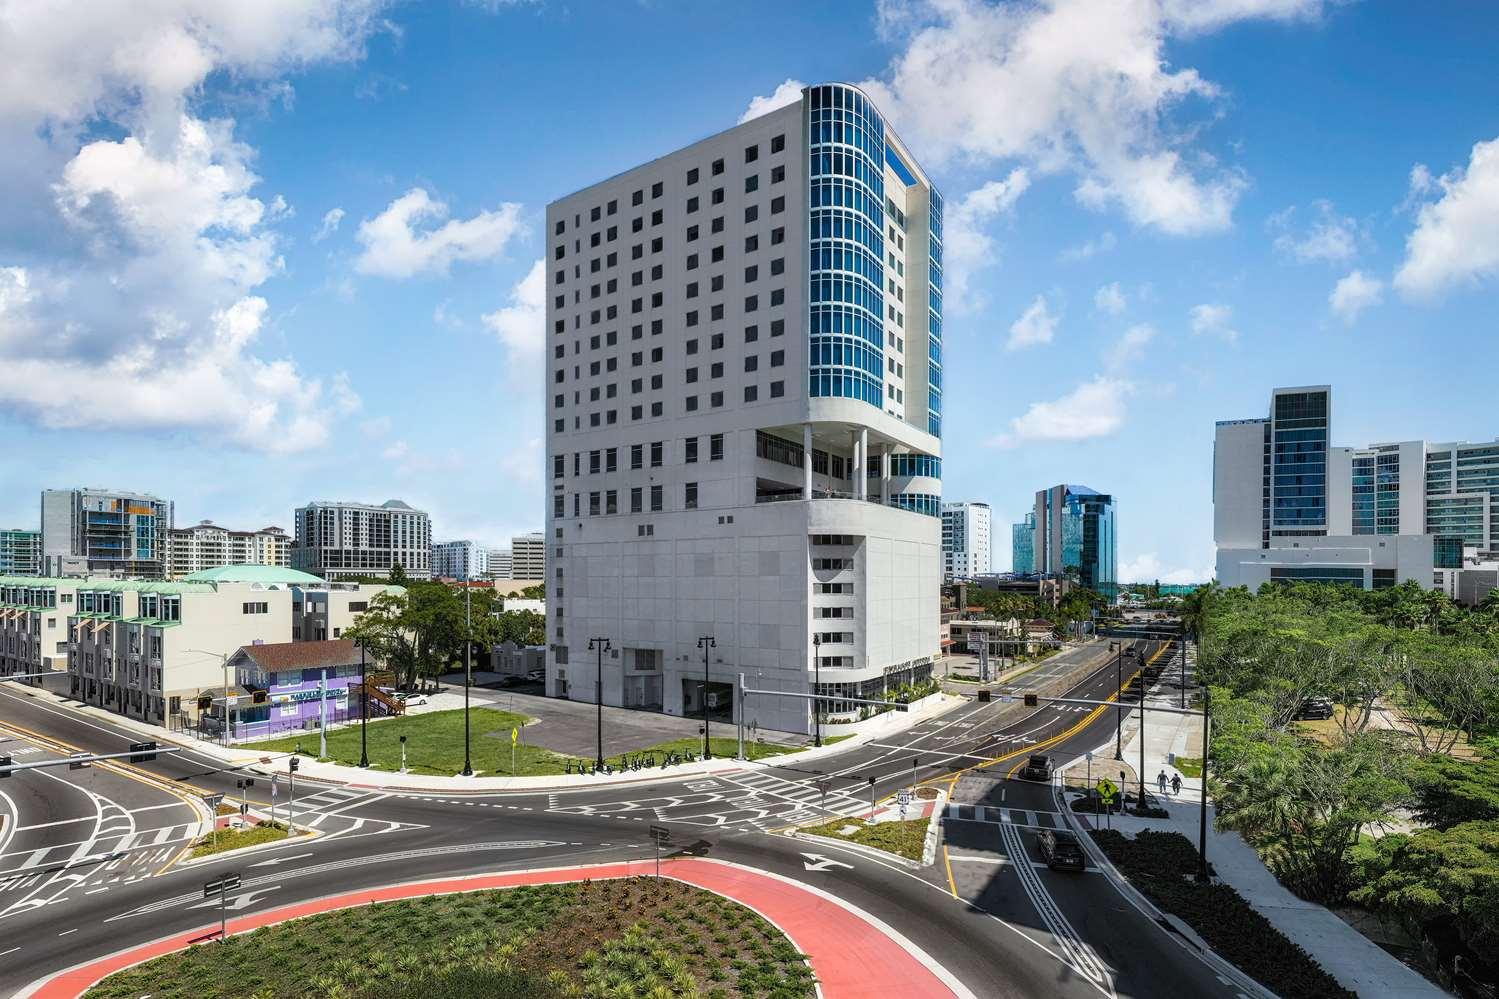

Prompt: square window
xmin=687 ymin=196 xmax=699 ymax=213
xmin=744 ymin=205 xmax=758 ymax=223
xmin=686 ymin=282 xmax=698 ymax=299
xmin=686 ymin=338 xmax=698 ymax=355
xmin=770 ymin=380 xmax=785 ymax=398
xmin=711 ymin=158 xmax=724 ymax=176
xmin=745 ymin=144 xmax=759 ymax=163
xmin=745 ymin=295 xmax=758 ymax=312
xmin=771 ymin=164 xmax=785 ymax=184
xmin=710 ymin=390 xmax=723 ymax=407
xmin=686 ymin=367 xmax=698 ymax=383
xmin=711 ymin=216 xmax=724 ymax=233
xmin=770 ymin=349 xmax=784 ymax=367
xmin=711 ymin=245 xmax=725 ymax=263
xmin=710 ymin=332 xmax=724 ymax=349
xmin=686 ymin=253 xmax=699 ymax=270
xmin=650 ymin=400 xmax=663 ymax=417
xmin=770 ymin=288 xmax=784 ymax=306
xmin=771 ymin=226 xmax=785 ymax=245
xmin=650 ymin=209 xmax=662 ymax=226
xmin=770 ymin=318 xmax=785 ymax=337
xmin=554 ymin=220 xmax=565 ymax=235
xmin=770 ymin=257 xmax=785 ymax=275
xmin=744 ymin=385 xmax=758 ymax=403
xmin=711 ymin=187 xmax=724 ymax=205
xmin=632 ymin=189 xmax=643 ymax=206
xmin=686 ymin=395 xmax=698 ymax=412
xmin=651 ymin=181 xmax=663 ymax=198
xmin=651 ymin=236 xmax=662 ymax=252
xmin=686 ymin=310 xmax=698 ymax=327
xmin=711 ymin=273 xmax=725 ymax=292
xmin=744 ymin=355 xmax=758 ymax=372
xmin=770 ymin=196 xmax=784 ymax=215
xmin=745 ymin=175 xmax=759 ymax=193
xmin=591 ymin=206 xmax=601 ymax=222
xmin=771 ymin=134 xmax=785 ymax=153
xmin=687 ymin=167 xmax=699 ymax=185
xmin=744 ymin=324 xmax=759 ymax=343
xmin=687 ymin=225 xmax=699 ymax=242
xmin=745 ymin=265 xmax=758 ymax=283
xmin=745 ymin=234 xmax=759 ymax=253
xmin=710 ymin=303 xmax=724 ymax=321
xmin=710 ymin=361 xmax=723 ymax=378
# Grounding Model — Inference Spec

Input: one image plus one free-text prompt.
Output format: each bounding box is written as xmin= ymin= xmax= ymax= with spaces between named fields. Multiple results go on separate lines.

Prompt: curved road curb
xmin=20 ymin=857 xmax=973 ymax=999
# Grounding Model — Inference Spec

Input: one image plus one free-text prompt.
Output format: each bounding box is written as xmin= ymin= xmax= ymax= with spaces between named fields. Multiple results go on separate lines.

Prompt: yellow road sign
xmin=511 ymin=727 xmax=519 ymax=744
xmin=1096 ymin=777 xmax=1118 ymax=801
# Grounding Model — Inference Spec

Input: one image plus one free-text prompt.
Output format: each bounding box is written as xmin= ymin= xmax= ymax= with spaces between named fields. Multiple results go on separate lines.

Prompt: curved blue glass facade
xmin=808 ymin=84 xmax=885 ymax=408
xmin=927 ymin=189 xmax=943 ymax=438
xmin=887 ymin=454 xmax=941 ymax=479
xmin=889 ymin=492 xmax=941 ymax=518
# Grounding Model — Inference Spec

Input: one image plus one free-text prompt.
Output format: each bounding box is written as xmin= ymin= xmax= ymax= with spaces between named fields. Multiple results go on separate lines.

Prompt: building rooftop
xmin=182 ymin=564 xmax=326 ymax=585
xmin=234 ymin=638 xmax=361 ymax=672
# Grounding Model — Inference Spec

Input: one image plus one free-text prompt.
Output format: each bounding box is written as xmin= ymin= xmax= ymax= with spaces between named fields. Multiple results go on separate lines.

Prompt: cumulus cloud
xmin=739 ymin=79 xmax=805 ymax=123
xmin=1119 ymin=551 xmax=1213 ymax=585
xmin=1189 ymin=303 xmax=1238 ymax=343
xmin=1094 ymin=281 xmax=1127 ymax=315
xmin=1329 ymin=270 xmax=1383 ymax=325
xmin=1006 ymin=294 xmax=1058 ymax=350
xmin=0 ymin=1 xmax=383 ymax=451
xmin=1104 ymin=323 xmax=1155 ymax=370
xmin=990 ymin=376 xmax=1132 ymax=447
xmin=482 ymin=259 xmax=546 ymax=385
xmin=354 ymin=188 xmax=524 ymax=278
xmin=1394 ymin=136 xmax=1499 ymax=299
xmin=1059 ymin=231 xmax=1116 ymax=262
xmin=1269 ymin=199 xmax=1360 ymax=264
xmin=944 ymin=169 xmax=1030 ymax=312
xmin=314 ymin=206 xmax=345 ymax=241
xmin=858 ymin=0 xmax=1326 ymax=236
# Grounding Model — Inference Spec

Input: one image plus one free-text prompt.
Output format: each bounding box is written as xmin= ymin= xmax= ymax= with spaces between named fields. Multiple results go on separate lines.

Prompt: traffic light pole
xmin=0 ymin=745 xmax=178 ymax=776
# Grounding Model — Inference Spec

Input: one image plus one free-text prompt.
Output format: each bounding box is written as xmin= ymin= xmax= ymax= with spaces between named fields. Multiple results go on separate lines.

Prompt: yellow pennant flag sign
xmin=511 ymin=727 xmax=519 ymax=744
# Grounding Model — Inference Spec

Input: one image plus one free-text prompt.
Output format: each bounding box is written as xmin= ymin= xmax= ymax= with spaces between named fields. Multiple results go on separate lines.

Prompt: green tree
xmin=1410 ymin=753 xmax=1499 ymax=829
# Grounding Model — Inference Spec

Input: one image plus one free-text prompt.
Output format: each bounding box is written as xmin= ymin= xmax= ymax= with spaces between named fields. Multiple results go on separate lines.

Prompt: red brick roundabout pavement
xmin=24 ymin=857 xmax=970 ymax=998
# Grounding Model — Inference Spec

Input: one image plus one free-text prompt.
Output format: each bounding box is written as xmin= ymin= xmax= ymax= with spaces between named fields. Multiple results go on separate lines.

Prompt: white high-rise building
xmin=432 ymin=540 xmax=491 ymax=580
xmin=290 ymin=500 xmax=431 ymax=581
xmin=166 ymin=522 xmax=290 ymax=579
xmin=1212 ymin=386 xmax=1499 ymax=595
xmin=509 ymin=533 xmax=545 ymax=581
xmin=41 ymin=488 xmax=174 ymax=578
xmin=545 ymin=83 xmax=943 ymax=733
xmin=486 ymin=548 xmax=514 ymax=579
xmin=941 ymin=502 xmax=991 ymax=579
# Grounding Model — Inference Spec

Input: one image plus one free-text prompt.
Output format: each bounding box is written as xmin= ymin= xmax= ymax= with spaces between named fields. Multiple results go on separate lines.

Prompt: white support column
xmin=881 ymin=447 xmax=891 ymax=504
xmin=858 ymin=428 xmax=869 ymax=500
xmin=803 ymin=423 xmax=813 ymax=499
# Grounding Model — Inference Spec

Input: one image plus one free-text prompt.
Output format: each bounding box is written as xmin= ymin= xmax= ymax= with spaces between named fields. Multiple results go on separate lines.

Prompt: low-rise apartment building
xmin=166 ymin=521 xmax=290 ymax=578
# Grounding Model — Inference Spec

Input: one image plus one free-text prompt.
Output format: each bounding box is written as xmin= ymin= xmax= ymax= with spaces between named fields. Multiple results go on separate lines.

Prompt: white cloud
xmin=945 ymin=169 xmax=1030 ymax=312
xmin=1059 ymin=231 xmax=1116 ymax=262
xmin=1006 ymin=294 xmax=1058 ymax=350
xmin=990 ymin=376 xmax=1132 ymax=447
xmin=0 ymin=1 xmax=383 ymax=451
xmin=1104 ymin=323 xmax=1156 ymax=370
xmin=1119 ymin=551 xmax=1213 ymax=585
xmin=354 ymin=188 xmax=524 ymax=279
xmin=314 ymin=206 xmax=345 ymax=241
xmin=1269 ymin=199 xmax=1359 ymax=264
xmin=858 ymin=0 xmax=1323 ymax=236
xmin=1394 ymin=136 xmax=1499 ymax=299
xmin=1189 ymin=303 xmax=1238 ymax=343
xmin=482 ymin=259 xmax=546 ymax=386
xmin=1328 ymin=270 xmax=1383 ymax=325
xmin=1094 ymin=281 xmax=1126 ymax=315
xmin=739 ymin=79 xmax=805 ymax=123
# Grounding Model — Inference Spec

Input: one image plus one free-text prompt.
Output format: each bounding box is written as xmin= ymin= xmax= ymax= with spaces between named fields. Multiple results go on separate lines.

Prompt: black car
xmin=1039 ymin=829 xmax=1086 ymax=871
xmin=1296 ymin=697 xmax=1334 ymax=720
xmin=1021 ymin=753 xmax=1053 ymax=781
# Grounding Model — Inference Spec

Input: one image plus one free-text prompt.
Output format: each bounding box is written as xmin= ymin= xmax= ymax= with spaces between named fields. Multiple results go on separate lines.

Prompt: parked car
xmin=1021 ymin=753 xmax=1053 ymax=781
xmin=497 ymin=675 xmax=524 ymax=688
xmin=525 ymin=669 xmax=544 ymax=683
xmin=1038 ymin=828 xmax=1086 ymax=871
xmin=1296 ymin=697 xmax=1334 ymax=720
xmin=393 ymin=692 xmax=429 ymax=706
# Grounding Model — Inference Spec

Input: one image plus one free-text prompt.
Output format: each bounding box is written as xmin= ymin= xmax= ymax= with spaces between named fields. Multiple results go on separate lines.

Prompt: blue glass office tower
xmin=1032 ymin=485 xmax=1116 ymax=597
xmin=1011 ymin=512 xmax=1035 ymax=574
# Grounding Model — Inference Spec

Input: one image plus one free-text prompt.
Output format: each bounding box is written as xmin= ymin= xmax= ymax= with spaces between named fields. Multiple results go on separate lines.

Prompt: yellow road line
xmin=943 ymin=844 xmax=958 ymax=898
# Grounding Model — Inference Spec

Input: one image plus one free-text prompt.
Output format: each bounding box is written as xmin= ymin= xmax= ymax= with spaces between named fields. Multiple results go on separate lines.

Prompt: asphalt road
xmin=0 ymin=640 xmax=1247 ymax=999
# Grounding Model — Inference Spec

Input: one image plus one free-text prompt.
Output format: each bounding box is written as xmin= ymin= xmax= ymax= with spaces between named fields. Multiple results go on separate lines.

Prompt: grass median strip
xmin=799 ymin=816 xmax=929 ymax=861
xmin=85 ymin=878 xmax=815 ymax=999
xmin=190 ymin=821 xmax=296 ymax=859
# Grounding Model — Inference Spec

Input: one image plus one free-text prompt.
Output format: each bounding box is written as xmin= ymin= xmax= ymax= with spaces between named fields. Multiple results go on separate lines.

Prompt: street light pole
xmin=588 ymin=637 xmax=610 ymax=769
xmin=697 ymin=636 xmax=716 ymax=759
xmin=1197 ymin=685 xmax=1213 ymax=883
xmin=461 ymin=579 xmax=473 ymax=777
xmin=1112 ymin=642 xmax=1124 ymax=760
xmin=812 ymin=634 xmax=822 ymax=748
xmin=358 ymin=640 xmax=369 ymax=768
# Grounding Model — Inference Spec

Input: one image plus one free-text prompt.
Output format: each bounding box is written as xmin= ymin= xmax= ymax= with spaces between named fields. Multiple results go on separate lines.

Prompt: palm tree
xmin=1478 ymin=586 xmax=1499 ymax=616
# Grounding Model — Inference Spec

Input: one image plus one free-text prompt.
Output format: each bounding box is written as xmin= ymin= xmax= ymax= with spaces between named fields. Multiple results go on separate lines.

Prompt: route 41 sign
xmin=897 ymin=789 xmax=912 ymax=818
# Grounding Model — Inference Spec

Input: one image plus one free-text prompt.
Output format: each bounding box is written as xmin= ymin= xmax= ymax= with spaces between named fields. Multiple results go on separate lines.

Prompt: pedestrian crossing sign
xmin=1096 ymin=778 xmax=1118 ymax=803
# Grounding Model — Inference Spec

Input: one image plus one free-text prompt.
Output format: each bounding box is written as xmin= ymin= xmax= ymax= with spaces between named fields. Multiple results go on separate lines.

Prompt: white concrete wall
xmin=1213 ymin=420 xmax=1266 ymax=550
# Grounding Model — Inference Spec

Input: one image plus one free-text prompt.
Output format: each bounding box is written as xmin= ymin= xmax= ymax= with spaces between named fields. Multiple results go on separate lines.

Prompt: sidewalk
xmin=3 ymin=680 xmax=963 ymax=792
xmin=1063 ymin=668 xmax=1445 ymax=999
xmin=22 ymin=857 xmax=973 ymax=999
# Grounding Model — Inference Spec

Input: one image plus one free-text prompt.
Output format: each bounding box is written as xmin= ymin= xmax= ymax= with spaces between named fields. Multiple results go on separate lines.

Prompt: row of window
xmin=554 ymin=349 xmax=786 ymax=403
xmin=812 ymin=558 xmax=854 ymax=571
xmin=811 ymin=534 xmax=858 ymax=546
xmin=554 ymin=482 xmax=702 ymax=518
xmin=553 ymin=381 xmax=790 ymax=434
xmin=553 ymin=435 xmax=728 ymax=480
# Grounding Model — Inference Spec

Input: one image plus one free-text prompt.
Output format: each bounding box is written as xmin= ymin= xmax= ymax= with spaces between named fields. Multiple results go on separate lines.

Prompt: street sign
xmin=1085 ymin=751 xmax=1094 ymax=762
xmin=202 ymin=792 xmax=224 ymax=809
xmin=203 ymin=874 xmax=241 ymax=899
xmin=998 ymin=694 xmax=1014 ymax=703
xmin=1096 ymin=778 xmax=1118 ymax=803
xmin=649 ymin=824 xmax=670 ymax=843
xmin=966 ymin=633 xmax=983 ymax=653
xmin=897 ymin=788 xmax=912 ymax=819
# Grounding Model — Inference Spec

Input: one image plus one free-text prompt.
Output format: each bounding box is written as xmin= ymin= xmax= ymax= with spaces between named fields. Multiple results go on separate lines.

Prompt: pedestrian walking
xmin=1156 ymin=770 xmax=1168 ymax=794
xmin=1171 ymin=772 xmax=1182 ymax=796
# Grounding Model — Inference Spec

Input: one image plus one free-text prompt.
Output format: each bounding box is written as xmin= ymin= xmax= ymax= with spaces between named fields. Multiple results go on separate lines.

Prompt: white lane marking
xmin=57 ymin=928 xmax=77 ymax=936
xmin=1000 ymin=821 xmax=1113 ymax=990
xmin=11 ymin=816 xmax=96 ymax=832
xmin=128 ymin=801 xmax=192 ymax=815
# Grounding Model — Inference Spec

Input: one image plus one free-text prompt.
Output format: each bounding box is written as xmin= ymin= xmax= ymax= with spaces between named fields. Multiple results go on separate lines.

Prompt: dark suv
xmin=1021 ymin=754 xmax=1053 ymax=781
xmin=1296 ymin=697 xmax=1334 ymax=720
xmin=1039 ymin=829 xmax=1086 ymax=871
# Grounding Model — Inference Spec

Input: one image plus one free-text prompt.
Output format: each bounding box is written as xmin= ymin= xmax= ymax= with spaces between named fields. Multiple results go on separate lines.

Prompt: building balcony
xmin=149 ymin=656 xmax=162 ymax=669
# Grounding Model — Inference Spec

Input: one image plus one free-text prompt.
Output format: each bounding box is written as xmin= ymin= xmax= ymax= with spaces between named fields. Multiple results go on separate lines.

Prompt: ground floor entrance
xmin=681 ymin=677 xmax=735 ymax=723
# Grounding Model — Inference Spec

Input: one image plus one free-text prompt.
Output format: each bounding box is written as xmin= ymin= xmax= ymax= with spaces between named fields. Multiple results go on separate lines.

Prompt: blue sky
xmin=1 ymin=1 xmax=1497 ymax=583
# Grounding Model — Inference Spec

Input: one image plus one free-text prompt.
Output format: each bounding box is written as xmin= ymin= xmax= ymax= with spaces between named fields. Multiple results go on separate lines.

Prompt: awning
xmin=90 ymin=618 xmax=111 ymax=635
xmin=72 ymin=620 xmax=87 ymax=637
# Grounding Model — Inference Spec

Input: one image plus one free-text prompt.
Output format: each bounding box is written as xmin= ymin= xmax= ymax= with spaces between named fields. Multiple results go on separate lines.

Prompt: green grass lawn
xmin=191 ymin=821 xmax=294 ymax=859
xmin=799 ymin=816 xmax=930 ymax=862
xmin=628 ymin=736 xmax=799 ymax=764
xmin=85 ymin=878 xmax=815 ymax=999
xmin=1174 ymin=756 xmax=1204 ymax=777
xmin=242 ymin=708 xmax=582 ymax=776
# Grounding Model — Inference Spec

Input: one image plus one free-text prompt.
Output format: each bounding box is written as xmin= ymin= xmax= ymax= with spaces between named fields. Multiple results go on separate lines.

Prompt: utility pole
xmin=287 ymin=756 xmax=298 ymax=834
xmin=697 ymin=636 xmax=716 ymax=759
xmin=358 ymin=640 xmax=369 ymax=768
xmin=317 ymin=669 xmax=327 ymax=759
xmin=1197 ymin=685 xmax=1212 ymax=883
xmin=1112 ymin=642 xmax=1124 ymax=760
xmin=588 ymin=637 xmax=610 ymax=769
xmin=812 ymin=634 xmax=822 ymax=747
xmin=462 ymin=579 xmax=473 ymax=777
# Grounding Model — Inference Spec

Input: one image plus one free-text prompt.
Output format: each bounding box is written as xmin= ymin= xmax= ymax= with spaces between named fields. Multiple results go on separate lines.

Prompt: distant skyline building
xmin=432 ymin=539 xmax=491 ymax=579
xmin=509 ymin=532 xmax=545 ymax=581
xmin=1032 ymin=484 xmax=1116 ymax=596
xmin=1214 ymin=384 xmax=1499 ymax=597
xmin=487 ymin=548 xmax=514 ymax=579
xmin=0 ymin=529 xmax=41 ymax=576
xmin=543 ymin=82 xmax=943 ymax=733
xmin=290 ymin=499 xmax=431 ymax=581
xmin=166 ymin=521 xmax=289 ymax=579
xmin=41 ymin=488 xmax=173 ymax=579
xmin=941 ymin=502 xmax=991 ymax=579
xmin=1011 ymin=511 xmax=1035 ymax=575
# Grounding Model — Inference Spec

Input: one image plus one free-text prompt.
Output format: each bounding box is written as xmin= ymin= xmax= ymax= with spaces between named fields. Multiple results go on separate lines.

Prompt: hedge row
xmin=1091 ymin=829 xmax=1355 ymax=999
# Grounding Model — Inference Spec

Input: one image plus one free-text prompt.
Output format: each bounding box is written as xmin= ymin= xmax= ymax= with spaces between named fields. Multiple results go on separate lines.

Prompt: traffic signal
xmin=1023 ymin=694 xmax=1039 ymax=707
xmin=289 ymin=756 xmax=299 ymax=772
xmin=0 ymin=754 xmax=11 ymax=779
xmin=128 ymin=741 xmax=157 ymax=763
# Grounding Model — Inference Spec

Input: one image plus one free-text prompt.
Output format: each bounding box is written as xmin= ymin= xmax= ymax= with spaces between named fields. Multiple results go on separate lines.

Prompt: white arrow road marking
xmin=248 ymin=853 xmax=314 ymax=868
xmin=187 ymin=886 xmax=280 ymax=912
xmin=800 ymin=853 xmax=854 ymax=872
